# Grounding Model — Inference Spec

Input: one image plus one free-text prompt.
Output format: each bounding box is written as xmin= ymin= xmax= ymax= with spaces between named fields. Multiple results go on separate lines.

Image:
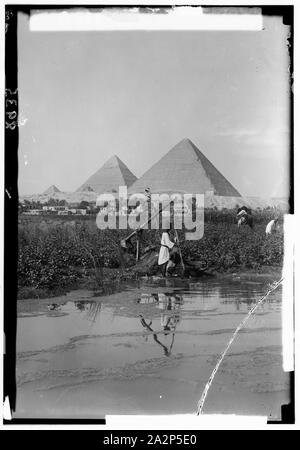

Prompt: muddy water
xmin=15 ymin=275 xmax=289 ymax=419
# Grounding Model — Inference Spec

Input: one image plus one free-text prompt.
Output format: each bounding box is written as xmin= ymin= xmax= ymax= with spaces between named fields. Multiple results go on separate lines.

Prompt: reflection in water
xmin=75 ymin=301 xmax=88 ymax=311
xmin=139 ymin=293 xmax=183 ymax=356
xmin=158 ymin=293 xmax=182 ymax=332
xmin=220 ymin=286 xmax=282 ymax=312
xmin=139 ymin=315 xmax=175 ymax=357
xmin=16 ymin=276 xmax=286 ymax=419
xmin=137 ymin=293 xmax=159 ymax=305
xmin=188 ymin=282 xmax=221 ymax=300
xmin=47 ymin=303 xmax=64 ymax=311
xmin=86 ymin=302 xmax=102 ymax=323
xmin=220 ymin=297 xmax=243 ymax=311
xmin=75 ymin=301 xmax=102 ymax=323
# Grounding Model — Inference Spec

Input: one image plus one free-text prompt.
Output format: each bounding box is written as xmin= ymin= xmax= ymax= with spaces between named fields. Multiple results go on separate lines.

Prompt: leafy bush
xmin=18 ymin=210 xmax=284 ymax=290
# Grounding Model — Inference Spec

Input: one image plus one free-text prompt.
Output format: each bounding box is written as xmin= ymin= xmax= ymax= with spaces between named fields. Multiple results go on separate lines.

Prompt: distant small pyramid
xmin=77 ymin=155 xmax=137 ymax=194
xmin=43 ymin=185 xmax=61 ymax=195
xmin=129 ymin=138 xmax=241 ymax=197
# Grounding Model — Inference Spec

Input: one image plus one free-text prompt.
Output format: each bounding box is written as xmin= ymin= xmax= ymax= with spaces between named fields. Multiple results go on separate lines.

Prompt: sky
xmin=17 ymin=10 xmax=291 ymax=197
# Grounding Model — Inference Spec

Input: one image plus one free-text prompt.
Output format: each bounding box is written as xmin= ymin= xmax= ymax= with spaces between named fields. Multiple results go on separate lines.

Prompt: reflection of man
xmin=158 ymin=293 xmax=182 ymax=331
xmin=161 ymin=313 xmax=169 ymax=329
xmin=158 ymin=293 xmax=182 ymax=309
xmin=139 ymin=314 xmax=171 ymax=356
xmin=75 ymin=301 xmax=86 ymax=311
xmin=158 ymin=292 xmax=168 ymax=310
xmin=162 ymin=314 xmax=180 ymax=332
xmin=138 ymin=293 xmax=159 ymax=304
xmin=139 ymin=293 xmax=182 ymax=356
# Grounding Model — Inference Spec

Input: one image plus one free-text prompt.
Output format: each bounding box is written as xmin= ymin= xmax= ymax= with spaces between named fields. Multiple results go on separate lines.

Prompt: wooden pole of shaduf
xmin=120 ymin=202 xmax=171 ymax=263
xmin=136 ymin=235 xmax=140 ymax=262
xmin=175 ymin=228 xmax=185 ymax=274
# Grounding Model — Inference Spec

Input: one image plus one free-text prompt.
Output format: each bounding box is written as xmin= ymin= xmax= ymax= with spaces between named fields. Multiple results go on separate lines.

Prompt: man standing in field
xmin=236 ymin=206 xmax=254 ymax=229
xmin=158 ymin=228 xmax=177 ymax=277
xmin=266 ymin=218 xmax=278 ymax=235
xmin=144 ymin=187 xmax=151 ymax=202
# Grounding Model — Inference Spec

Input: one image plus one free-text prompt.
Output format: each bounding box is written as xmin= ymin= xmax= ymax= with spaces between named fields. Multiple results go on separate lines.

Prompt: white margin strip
xmin=29 ymin=8 xmax=263 ymax=32
xmin=282 ymin=214 xmax=294 ymax=372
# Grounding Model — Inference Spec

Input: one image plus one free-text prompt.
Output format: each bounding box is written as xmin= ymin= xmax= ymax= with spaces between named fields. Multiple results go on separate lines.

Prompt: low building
xmin=77 ymin=209 xmax=87 ymax=215
xmin=23 ymin=209 xmax=42 ymax=215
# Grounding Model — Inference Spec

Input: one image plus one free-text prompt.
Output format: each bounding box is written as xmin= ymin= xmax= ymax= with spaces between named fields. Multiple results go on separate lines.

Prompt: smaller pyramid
xmin=77 ymin=155 xmax=137 ymax=194
xmin=43 ymin=185 xmax=61 ymax=195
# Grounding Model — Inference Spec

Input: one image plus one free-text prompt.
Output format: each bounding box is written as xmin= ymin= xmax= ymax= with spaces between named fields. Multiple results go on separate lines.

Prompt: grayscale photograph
xmin=6 ymin=5 xmax=294 ymax=423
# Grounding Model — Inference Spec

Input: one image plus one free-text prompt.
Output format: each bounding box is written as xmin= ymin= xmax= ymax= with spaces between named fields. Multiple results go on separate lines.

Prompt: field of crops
xmin=18 ymin=208 xmax=284 ymax=298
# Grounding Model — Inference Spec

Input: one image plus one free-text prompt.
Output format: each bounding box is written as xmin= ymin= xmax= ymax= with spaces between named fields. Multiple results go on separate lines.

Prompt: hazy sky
xmin=18 ymin=11 xmax=290 ymax=197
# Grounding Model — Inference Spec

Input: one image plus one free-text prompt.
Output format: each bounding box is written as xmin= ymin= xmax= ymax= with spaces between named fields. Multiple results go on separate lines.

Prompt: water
xmin=15 ymin=275 xmax=289 ymax=419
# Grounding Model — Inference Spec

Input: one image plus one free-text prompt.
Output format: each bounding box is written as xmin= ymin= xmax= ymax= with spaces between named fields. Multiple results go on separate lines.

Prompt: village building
xmin=23 ymin=209 xmax=42 ymax=215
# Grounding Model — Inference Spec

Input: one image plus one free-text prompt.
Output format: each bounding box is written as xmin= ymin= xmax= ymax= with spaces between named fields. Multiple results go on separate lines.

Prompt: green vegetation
xmin=18 ymin=208 xmax=284 ymax=298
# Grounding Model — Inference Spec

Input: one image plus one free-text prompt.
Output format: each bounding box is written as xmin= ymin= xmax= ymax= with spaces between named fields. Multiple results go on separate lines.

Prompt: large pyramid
xmin=77 ymin=155 xmax=137 ymax=194
xmin=129 ymin=138 xmax=241 ymax=197
xmin=43 ymin=185 xmax=61 ymax=195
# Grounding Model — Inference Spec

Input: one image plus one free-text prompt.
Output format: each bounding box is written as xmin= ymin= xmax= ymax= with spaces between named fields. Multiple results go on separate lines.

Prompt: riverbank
xmin=17 ymin=264 xmax=282 ymax=300
xmin=18 ymin=212 xmax=284 ymax=300
xmin=17 ymin=267 xmax=135 ymax=300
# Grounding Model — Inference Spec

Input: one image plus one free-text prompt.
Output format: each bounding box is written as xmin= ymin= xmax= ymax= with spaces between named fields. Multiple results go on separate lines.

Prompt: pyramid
xmin=129 ymin=138 xmax=241 ymax=197
xmin=77 ymin=155 xmax=137 ymax=194
xmin=43 ymin=185 xmax=61 ymax=195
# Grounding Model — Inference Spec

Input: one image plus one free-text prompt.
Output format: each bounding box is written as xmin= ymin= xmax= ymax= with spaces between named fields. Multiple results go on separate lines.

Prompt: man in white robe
xmin=158 ymin=230 xmax=175 ymax=276
xmin=266 ymin=218 xmax=278 ymax=235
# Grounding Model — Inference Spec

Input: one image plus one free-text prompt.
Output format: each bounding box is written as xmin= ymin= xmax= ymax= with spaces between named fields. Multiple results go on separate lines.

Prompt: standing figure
xmin=158 ymin=228 xmax=176 ymax=277
xmin=144 ymin=187 xmax=151 ymax=202
xmin=266 ymin=218 xmax=278 ymax=235
xmin=237 ymin=207 xmax=254 ymax=229
xmin=237 ymin=209 xmax=247 ymax=227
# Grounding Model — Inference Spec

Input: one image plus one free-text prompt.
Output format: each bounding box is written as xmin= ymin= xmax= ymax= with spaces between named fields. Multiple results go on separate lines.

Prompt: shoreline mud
xmin=17 ymin=265 xmax=282 ymax=301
